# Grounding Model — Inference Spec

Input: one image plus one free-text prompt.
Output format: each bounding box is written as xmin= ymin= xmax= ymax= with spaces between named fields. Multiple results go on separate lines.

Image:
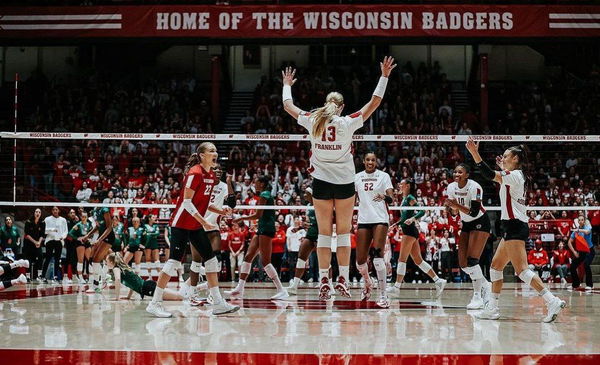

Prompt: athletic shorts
xmin=312 ymin=178 xmax=355 ymax=200
xmin=358 ymin=222 xmax=389 ymax=230
xmin=145 ymin=241 xmax=158 ymax=250
xmin=98 ymin=231 xmax=115 ymax=245
xmin=462 ymin=214 xmax=491 ymax=233
xmin=401 ymin=224 xmax=419 ymax=239
xmin=501 ymin=219 xmax=530 ymax=241
xmin=75 ymin=240 xmax=91 ymax=249
xmin=141 ymin=280 xmax=157 ymax=299
xmin=170 ymin=227 xmax=212 ymax=262
xmin=257 ymin=230 xmax=275 ymax=238
xmin=111 ymin=242 xmax=123 ymax=252
xmin=127 ymin=245 xmax=143 ymax=253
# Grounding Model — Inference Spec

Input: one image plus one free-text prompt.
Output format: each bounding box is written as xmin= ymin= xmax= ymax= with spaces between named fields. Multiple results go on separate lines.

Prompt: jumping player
xmin=287 ymin=187 xmax=318 ymax=295
xmin=465 ymin=138 xmax=565 ymax=322
xmin=226 ymin=176 xmax=289 ymax=300
xmin=355 ymin=153 xmax=394 ymax=308
xmin=444 ymin=163 xmax=491 ymax=309
xmin=282 ymin=56 xmax=396 ymax=300
xmin=146 ymin=142 xmax=239 ymax=317
xmin=387 ymin=179 xmax=447 ymax=298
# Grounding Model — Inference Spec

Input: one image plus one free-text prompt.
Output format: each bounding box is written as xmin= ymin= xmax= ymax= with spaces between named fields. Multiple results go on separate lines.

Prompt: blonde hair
xmin=107 ymin=253 xmax=134 ymax=274
xmin=312 ymin=92 xmax=344 ymax=138
xmin=185 ymin=142 xmax=216 ymax=174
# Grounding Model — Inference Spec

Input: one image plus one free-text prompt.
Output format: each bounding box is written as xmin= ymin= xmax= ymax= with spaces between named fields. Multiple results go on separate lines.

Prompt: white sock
xmin=540 ymin=288 xmax=556 ymax=304
xmin=152 ymin=287 xmax=164 ymax=303
xmin=319 ymin=269 xmax=329 ymax=282
xmin=489 ymin=292 xmax=500 ymax=308
xmin=236 ymin=279 xmax=246 ymax=292
xmin=292 ymin=277 xmax=301 ymax=288
xmin=339 ymin=266 xmax=349 ymax=281
xmin=373 ymin=258 xmax=387 ymax=294
xmin=92 ymin=262 xmax=101 ymax=285
xmin=77 ymin=263 xmax=83 ymax=277
xmin=209 ymin=286 xmax=224 ymax=305
xmin=356 ymin=262 xmax=371 ymax=284
xmin=264 ymin=264 xmax=284 ymax=291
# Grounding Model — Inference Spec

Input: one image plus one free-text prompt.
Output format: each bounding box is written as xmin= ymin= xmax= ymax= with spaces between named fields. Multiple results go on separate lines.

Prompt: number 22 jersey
xmin=170 ymin=165 xmax=217 ymax=230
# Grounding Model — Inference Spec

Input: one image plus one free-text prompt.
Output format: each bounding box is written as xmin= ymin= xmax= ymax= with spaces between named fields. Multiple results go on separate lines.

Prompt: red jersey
xmin=552 ymin=249 xmax=570 ymax=267
xmin=220 ymin=230 xmax=229 ymax=251
xmin=527 ymin=248 xmax=549 ymax=266
xmin=170 ymin=165 xmax=216 ymax=230
xmin=590 ymin=210 xmax=600 ymax=226
xmin=272 ymin=229 xmax=286 ymax=254
xmin=556 ymin=220 xmax=571 ymax=237
xmin=229 ymin=231 xmax=246 ymax=251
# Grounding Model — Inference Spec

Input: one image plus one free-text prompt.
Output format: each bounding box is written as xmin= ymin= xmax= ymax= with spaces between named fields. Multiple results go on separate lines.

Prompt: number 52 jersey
xmin=355 ymin=169 xmax=393 ymax=224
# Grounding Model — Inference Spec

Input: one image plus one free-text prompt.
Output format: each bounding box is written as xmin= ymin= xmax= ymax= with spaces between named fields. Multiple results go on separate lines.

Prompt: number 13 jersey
xmin=446 ymin=179 xmax=486 ymax=222
xmin=355 ymin=169 xmax=393 ymax=224
xmin=297 ymin=111 xmax=363 ymax=184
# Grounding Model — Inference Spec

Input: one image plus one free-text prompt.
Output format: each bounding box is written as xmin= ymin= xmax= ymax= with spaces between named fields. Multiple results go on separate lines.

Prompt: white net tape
xmin=0 ymin=202 xmax=597 ymax=212
xmin=2 ymin=132 xmax=600 ymax=142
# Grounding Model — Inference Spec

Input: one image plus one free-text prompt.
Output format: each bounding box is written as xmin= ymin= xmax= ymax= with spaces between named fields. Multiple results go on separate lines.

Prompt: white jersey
xmin=446 ymin=180 xmax=486 ymax=222
xmin=205 ymin=181 xmax=228 ymax=226
xmin=355 ymin=169 xmax=393 ymax=224
xmin=499 ymin=169 xmax=528 ymax=223
xmin=298 ymin=110 xmax=363 ymax=184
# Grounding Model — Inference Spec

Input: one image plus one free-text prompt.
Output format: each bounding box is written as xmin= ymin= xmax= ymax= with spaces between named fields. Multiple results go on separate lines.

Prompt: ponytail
xmin=107 ymin=253 xmax=134 ymax=274
xmin=508 ymin=144 xmax=531 ymax=194
xmin=184 ymin=142 xmax=216 ymax=174
xmin=311 ymin=92 xmax=344 ymax=138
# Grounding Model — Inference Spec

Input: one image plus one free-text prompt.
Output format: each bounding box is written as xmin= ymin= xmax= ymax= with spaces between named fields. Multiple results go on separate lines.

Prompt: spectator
xmin=567 ymin=216 xmax=595 ymax=291
xmin=285 ymin=217 xmax=305 ymax=282
xmin=272 ymin=222 xmax=286 ymax=278
xmin=527 ymin=239 xmax=551 ymax=282
xmin=23 ymin=209 xmax=45 ymax=282
xmin=551 ymin=239 xmax=571 ymax=286
xmin=42 ymin=207 xmax=68 ymax=283
xmin=76 ymin=182 xmax=93 ymax=202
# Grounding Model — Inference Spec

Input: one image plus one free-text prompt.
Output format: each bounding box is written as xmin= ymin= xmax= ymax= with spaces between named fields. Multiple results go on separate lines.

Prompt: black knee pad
xmin=467 ymin=257 xmax=480 ymax=267
xmin=372 ymin=247 xmax=383 ymax=258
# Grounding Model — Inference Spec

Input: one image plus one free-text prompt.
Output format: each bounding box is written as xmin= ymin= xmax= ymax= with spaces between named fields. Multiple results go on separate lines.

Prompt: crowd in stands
xmin=2 ymin=59 xmax=599 ymax=284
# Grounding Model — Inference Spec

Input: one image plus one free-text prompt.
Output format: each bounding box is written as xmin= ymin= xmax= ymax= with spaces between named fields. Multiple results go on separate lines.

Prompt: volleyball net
xmin=0 ymin=132 xmax=598 ymax=222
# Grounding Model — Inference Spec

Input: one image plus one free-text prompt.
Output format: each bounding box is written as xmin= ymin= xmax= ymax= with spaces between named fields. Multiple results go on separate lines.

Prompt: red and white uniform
xmin=528 ymin=248 xmax=549 ymax=266
xmin=228 ymin=231 xmax=246 ymax=252
xmin=205 ymin=181 xmax=228 ymax=229
xmin=355 ymin=169 xmax=393 ymax=224
xmin=297 ymin=111 xmax=363 ymax=184
xmin=446 ymin=179 xmax=486 ymax=222
xmin=170 ymin=165 xmax=216 ymax=230
xmin=499 ymin=169 xmax=528 ymax=223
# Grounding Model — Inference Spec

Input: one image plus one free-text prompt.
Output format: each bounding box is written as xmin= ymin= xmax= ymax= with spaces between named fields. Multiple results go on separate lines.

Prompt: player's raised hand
xmin=380 ymin=56 xmax=397 ymax=78
xmin=282 ymin=67 xmax=297 ymax=86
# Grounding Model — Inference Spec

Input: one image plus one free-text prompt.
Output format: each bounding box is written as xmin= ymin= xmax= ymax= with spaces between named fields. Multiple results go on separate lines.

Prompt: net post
xmin=13 ymin=73 xmax=19 ymax=207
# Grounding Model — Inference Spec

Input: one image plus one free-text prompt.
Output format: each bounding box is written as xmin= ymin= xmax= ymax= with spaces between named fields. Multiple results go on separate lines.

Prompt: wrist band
xmin=282 ymin=85 xmax=292 ymax=102
xmin=373 ymin=76 xmax=388 ymax=98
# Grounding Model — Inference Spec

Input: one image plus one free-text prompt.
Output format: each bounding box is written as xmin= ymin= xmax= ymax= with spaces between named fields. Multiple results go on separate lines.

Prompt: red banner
xmin=0 ymin=5 xmax=599 ymax=39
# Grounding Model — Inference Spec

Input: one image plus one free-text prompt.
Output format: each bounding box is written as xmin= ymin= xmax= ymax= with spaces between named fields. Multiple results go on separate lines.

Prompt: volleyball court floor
xmin=0 ymin=281 xmax=598 ymax=364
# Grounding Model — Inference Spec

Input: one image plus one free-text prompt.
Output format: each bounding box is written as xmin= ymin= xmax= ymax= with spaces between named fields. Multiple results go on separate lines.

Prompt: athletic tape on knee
xmin=490 ymin=268 xmax=503 ymax=282
xmin=336 ymin=233 xmax=351 ymax=247
xmin=467 ymin=265 xmax=484 ymax=280
xmin=417 ymin=261 xmax=432 ymax=273
xmin=162 ymin=259 xmax=180 ymax=277
xmin=397 ymin=262 xmax=407 ymax=276
xmin=204 ymin=257 xmax=220 ymax=273
xmin=317 ymin=234 xmax=332 ymax=249
xmin=296 ymin=258 xmax=306 ymax=269
xmin=518 ymin=269 xmax=535 ymax=286
xmin=240 ymin=261 xmax=251 ymax=275
xmin=190 ymin=261 xmax=202 ymax=273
